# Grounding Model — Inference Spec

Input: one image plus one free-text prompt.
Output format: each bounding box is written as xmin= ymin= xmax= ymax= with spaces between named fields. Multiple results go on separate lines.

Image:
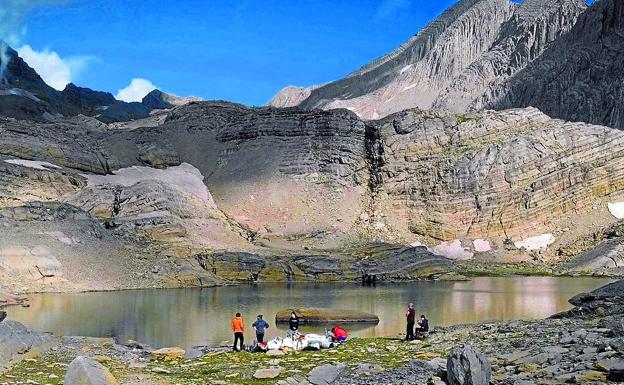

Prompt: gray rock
xmin=0 ymin=320 xmax=53 ymax=370
xmin=447 ymin=345 xmax=491 ymax=385
xmin=308 ymin=364 xmax=347 ymax=385
xmin=254 ymin=368 xmax=282 ymax=379
xmin=64 ymin=356 xmax=119 ymax=385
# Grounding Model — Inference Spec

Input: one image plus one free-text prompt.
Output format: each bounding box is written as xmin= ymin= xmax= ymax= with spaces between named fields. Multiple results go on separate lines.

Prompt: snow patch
xmin=433 ymin=239 xmax=473 ymax=260
xmin=400 ymin=64 xmax=412 ymax=74
xmin=473 ymin=239 xmax=491 ymax=252
xmin=4 ymin=159 xmax=61 ymax=171
xmin=402 ymin=83 xmax=417 ymax=92
xmin=608 ymin=202 xmax=624 ymax=219
xmin=85 ymin=163 xmax=216 ymax=207
xmin=514 ymin=233 xmax=555 ymax=251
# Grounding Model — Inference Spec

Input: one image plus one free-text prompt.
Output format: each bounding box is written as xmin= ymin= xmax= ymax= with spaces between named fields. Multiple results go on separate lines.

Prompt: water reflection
xmin=6 ymin=277 xmax=611 ymax=349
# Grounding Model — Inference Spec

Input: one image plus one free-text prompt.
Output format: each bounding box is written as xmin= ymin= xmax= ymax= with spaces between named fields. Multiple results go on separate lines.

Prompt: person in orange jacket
xmin=232 ymin=312 xmax=245 ymax=351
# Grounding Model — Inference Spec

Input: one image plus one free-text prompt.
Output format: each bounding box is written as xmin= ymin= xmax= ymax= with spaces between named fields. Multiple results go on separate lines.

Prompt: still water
xmin=6 ymin=277 xmax=611 ymax=350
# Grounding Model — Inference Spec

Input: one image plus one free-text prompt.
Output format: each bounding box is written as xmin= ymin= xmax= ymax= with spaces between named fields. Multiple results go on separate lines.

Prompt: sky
xmin=0 ymin=0 xmax=518 ymax=104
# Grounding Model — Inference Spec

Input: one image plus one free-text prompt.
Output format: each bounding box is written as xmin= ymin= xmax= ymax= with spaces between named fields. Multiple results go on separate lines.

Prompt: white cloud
xmin=115 ymin=78 xmax=157 ymax=102
xmin=17 ymin=45 xmax=92 ymax=90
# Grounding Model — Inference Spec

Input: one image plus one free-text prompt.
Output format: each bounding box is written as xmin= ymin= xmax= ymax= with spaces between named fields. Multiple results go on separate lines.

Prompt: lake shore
xmin=1 ymin=279 xmax=623 ymax=384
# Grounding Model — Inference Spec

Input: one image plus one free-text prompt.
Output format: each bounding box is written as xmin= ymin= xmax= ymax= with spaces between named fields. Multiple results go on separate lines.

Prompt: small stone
xmin=267 ymin=349 xmax=286 ymax=356
xmin=152 ymin=367 xmax=170 ymax=374
xmin=151 ymin=347 xmax=185 ymax=361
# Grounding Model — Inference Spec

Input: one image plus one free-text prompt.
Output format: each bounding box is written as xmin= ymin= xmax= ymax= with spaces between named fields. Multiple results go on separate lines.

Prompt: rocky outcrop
xmin=368 ymin=107 xmax=624 ymax=249
xmin=0 ymin=320 xmax=53 ymax=370
xmin=447 ymin=345 xmax=491 ymax=385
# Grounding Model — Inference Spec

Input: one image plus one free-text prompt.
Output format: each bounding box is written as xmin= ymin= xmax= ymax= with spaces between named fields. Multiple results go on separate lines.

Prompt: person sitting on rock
xmin=415 ymin=314 xmax=429 ymax=339
xmin=405 ymin=303 xmax=415 ymax=341
xmin=252 ymin=314 xmax=269 ymax=343
xmin=231 ymin=312 xmax=245 ymax=351
xmin=288 ymin=311 xmax=300 ymax=332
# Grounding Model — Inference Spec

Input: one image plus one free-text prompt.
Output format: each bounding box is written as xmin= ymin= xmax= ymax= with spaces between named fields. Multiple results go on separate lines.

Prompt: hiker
xmin=231 ymin=312 xmax=244 ymax=351
xmin=288 ymin=311 xmax=300 ymax=332
xmin=405 ymin=303 xmax=415 ymax=341
xmin=415 ymin=314 xmax=429 ymax=339
xmin=331 ymin=325 xmax=348 ymax=342
xmin=252 ymin=314 xmax=269 ymax=343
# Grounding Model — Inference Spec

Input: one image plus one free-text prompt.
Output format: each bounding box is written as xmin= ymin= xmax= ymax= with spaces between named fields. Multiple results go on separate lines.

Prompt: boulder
xmin=447 ymin=345 xmax=491 ymax=385
xmin=150 ymin=347 xmax=185 ymax=361
xmin=275 ymin=308 xmax=379 ymax=323
xmin=0 ymin=320 xmax=53 ymax=370
xmin=64 ymin=356 xmax=118 ymax=385
xmin=253 ymin=367 xmax=282 ymax=379
xmin=307 ymin=364 xmax=347 ymax=385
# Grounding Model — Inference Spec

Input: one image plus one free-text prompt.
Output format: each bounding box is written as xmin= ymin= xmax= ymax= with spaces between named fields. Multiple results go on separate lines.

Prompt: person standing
xmin=231 ymin=312 xmax=245 ymax=351
xmin=252 ymin=314 xmax=269 ymax=343
xmin=405 ymin=303 xmax=415 ymax=341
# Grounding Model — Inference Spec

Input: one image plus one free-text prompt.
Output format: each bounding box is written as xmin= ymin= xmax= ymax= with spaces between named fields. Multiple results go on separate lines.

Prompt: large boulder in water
xmin=64 ymin=356 xmax=118 ymax=385
xmin=447 ymin=345 xmax=491 ymax=385
xmin=275 ymin=308 xmax=379 ymax=323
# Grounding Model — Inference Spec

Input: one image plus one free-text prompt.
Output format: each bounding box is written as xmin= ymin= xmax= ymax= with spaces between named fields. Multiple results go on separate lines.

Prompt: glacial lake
xmin=6 ymin=277 xmax=612 ymax=350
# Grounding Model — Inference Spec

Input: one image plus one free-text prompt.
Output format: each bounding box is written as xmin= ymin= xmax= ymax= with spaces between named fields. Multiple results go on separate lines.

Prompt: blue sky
xmin=5 ymin=0 xmax=486 ymax=104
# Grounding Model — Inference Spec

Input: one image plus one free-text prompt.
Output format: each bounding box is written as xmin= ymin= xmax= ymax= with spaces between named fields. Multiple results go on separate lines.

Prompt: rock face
xmin=64 ymin=356 xmax=119 ymax=385
xmin=447 ymin=345 xmax=491 ymax=385
xmin=0 ymin=320 xmax=53 ymax=370
xmin=2 ymin=99 xmax=624 ymax=291
xmin=272 ymin=0 xmax=624 ymax=130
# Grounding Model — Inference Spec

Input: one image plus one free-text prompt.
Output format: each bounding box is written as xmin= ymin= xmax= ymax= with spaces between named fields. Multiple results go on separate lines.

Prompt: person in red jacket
xmin=231 ymin=312 xmax=245 ymax=351
xmin=331 ymin=326 xmax=348 ymax=342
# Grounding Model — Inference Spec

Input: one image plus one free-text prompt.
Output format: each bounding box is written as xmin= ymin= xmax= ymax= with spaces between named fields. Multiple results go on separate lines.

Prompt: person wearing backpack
xmin=252 ymin=314 xmax=269 ymax=343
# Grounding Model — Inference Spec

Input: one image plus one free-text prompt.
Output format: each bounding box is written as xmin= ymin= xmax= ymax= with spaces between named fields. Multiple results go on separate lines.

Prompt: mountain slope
xmin=479 ymin=0 xmax=624 ymax=128
xmin=271 ymin=0 xmax=623 ymax=129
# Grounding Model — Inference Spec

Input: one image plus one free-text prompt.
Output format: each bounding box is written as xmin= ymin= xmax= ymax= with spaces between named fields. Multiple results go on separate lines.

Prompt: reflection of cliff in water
xmin=6 ymin=277 xmax=612 ymax=349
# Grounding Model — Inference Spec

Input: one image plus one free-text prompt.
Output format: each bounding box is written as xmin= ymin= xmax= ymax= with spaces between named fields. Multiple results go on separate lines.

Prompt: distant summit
xmin=142 ymin=89 xmax=202 ymax=110
xmin=0 ymin=42 xmax=199 ymax=123
xmin=270 ymin=0 xmax=624 ymax=129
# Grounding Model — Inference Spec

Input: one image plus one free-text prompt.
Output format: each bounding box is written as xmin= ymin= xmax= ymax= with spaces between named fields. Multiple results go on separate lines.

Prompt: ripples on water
xmin=6 ymin=276 xmax=612 ymax=349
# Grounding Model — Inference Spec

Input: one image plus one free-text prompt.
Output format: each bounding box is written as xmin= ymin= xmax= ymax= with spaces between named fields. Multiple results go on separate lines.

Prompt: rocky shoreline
xmin=0 ymin=279 xmax=622 ymax=384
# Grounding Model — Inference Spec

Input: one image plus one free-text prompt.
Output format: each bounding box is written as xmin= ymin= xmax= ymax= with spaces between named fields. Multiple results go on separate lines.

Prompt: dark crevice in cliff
xmin=364 ymin=123 xmax=385 ymax=194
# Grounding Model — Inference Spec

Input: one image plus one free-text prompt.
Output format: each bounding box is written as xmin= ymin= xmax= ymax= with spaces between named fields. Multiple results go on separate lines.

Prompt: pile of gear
xmin=250 ymin=326 xmax=348 ymax=353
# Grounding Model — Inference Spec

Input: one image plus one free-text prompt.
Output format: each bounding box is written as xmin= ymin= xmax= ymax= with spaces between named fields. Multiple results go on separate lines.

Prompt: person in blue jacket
xmin=252 ymin=314 xmax=269 ymax=343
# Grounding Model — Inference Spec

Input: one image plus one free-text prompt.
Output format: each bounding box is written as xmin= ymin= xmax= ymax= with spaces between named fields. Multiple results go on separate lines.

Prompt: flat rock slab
xmin=276 ymin=308 xmax=379 ymax=323
xmin=64 ymin=356 xmax=118 ymax=385
xmin=254 ymin=367 xmax=282 ymax=379
xmin=308 ymin=364 xmax=347 ymax=385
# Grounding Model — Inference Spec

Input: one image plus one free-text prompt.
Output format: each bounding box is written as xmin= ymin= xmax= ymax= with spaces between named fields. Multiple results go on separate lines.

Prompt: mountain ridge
xmin=271 ymin=0 xmax=622 ymax=129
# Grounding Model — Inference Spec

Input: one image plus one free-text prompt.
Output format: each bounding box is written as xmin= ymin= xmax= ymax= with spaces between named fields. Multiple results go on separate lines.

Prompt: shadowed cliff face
xmin=271 ymin=0 xmax=624 ymax=130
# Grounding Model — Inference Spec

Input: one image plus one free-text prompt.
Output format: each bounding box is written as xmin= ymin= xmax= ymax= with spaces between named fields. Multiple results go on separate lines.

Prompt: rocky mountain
xmin=272 ymin=0 xmax=624 ymax=129
xmin=141 ymin=89 xmax=203 ymax=110
xmin=0 ymin=43 xmax=197 ymax=123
